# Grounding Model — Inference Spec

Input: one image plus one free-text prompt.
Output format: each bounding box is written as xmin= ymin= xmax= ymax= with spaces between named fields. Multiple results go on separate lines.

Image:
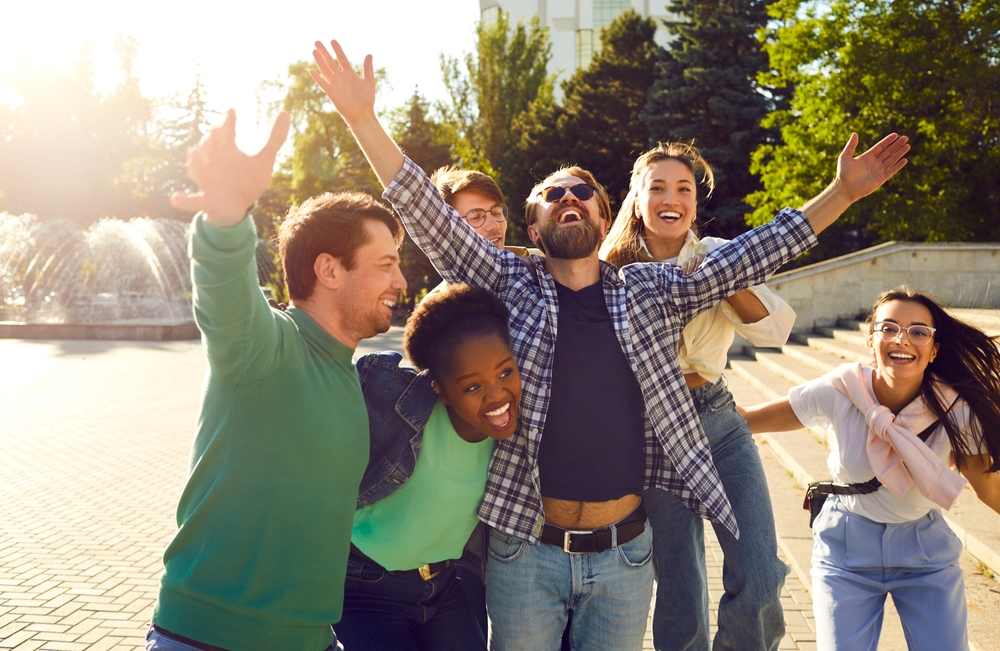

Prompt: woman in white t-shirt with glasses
xmin=741 ymin=287 xmax=1000 ymax=650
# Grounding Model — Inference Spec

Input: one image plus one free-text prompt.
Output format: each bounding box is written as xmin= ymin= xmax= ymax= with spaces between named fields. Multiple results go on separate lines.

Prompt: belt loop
xmin=610 ymin=523 xmax=619 ymax=550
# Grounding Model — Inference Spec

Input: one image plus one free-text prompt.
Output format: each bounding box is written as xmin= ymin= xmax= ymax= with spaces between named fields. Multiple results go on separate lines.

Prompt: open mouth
xmin=887 ymin=351 xmax=916 ymax=363
xmin=556 ymin=208 xmax=584 ymax=224
xmin=380 ymin=299 xmax=397 ymax=312
xmin=657 ymin=210 xmax=682 ymax=222
xmin=483 ymin=402 xmax=514 ymax=430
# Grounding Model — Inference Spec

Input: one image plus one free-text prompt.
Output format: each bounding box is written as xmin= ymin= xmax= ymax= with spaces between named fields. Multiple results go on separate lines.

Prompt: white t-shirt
xmin=789 ymin=365 xmax=979 ymax=523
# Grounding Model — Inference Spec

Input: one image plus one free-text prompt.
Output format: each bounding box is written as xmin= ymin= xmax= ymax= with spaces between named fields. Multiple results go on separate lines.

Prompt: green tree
xmin=0 ymin=40 xmax=155 ymax=223
xmin=748 ymin=0 xmax=1000 ymax=262
xmin=440 ymin=10 xmax=553 ymax=229
xmin=642 ymin=0 xmax=780 ymax=239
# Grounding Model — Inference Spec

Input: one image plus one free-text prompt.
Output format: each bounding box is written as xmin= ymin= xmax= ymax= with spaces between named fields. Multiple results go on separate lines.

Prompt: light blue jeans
xmin=812 ymin=496 xmax=968 ymax=651
xmin=486 ymin=522 xmax=654 ymax=651
xmin=646 ymin=378 xmax=788 ymax=651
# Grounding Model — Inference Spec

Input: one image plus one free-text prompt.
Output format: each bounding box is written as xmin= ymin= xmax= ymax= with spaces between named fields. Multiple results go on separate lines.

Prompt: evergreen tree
xmin=509 ymin=10 xmax=660 ymax=236
xmin=440 ymin=10 xmax=553 ymax=231
xmin=642 ymin=0 xmax=779 ymax=239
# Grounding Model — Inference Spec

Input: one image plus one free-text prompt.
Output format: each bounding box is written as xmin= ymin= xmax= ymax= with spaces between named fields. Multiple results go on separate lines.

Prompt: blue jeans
xmin=811 ymin=497 xmax=968 ymax=651
xmin=145 ymin=626 xmax=342 ymax=651
xmin=333 ymin=554 xmax=486 ymax=651
xmin=486 ymin=522 xmax=654 ymax=651
xmin=646 ymin=378 xmax=788 ymax=651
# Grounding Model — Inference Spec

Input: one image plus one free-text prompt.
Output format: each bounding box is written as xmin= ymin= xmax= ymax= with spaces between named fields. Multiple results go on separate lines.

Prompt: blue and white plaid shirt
xmin=384 ymin=157 xmax=817 ymax=543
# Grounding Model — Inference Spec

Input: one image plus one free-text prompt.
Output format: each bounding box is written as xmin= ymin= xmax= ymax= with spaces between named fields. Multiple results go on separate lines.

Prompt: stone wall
xmin=731 ymin=241 xmax=1000 ymax=351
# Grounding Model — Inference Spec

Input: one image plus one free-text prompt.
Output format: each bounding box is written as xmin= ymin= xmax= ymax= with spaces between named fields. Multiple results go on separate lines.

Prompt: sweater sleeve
xmin=189 ymin=213 xmax=286 ymax=384
xmin=644 ymin=208 xmax=816 ymax=324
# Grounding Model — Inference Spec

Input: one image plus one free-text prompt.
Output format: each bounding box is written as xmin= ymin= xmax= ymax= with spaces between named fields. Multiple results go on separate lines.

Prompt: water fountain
xmin=0 ymin=212 xmax=278 ymax=340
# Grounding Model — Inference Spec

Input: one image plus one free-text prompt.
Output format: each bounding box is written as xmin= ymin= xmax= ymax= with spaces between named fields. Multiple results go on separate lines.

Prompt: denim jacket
xmin=355 ymin=350 xmax=486 ymax=577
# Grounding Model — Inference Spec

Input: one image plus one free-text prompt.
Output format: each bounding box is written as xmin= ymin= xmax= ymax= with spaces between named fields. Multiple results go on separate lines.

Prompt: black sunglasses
xmin=537 ymin=184 xmax=597 ymax=203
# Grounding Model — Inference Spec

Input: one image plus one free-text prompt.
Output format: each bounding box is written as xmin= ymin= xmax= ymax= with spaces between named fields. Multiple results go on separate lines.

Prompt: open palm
xmin=171 ymin=110 xmax=291 ymax=225
xmin=837 ymin=132 xmax=910 ymax=201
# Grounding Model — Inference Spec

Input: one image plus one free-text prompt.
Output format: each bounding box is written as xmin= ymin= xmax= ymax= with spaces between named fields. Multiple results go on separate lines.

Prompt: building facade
xmin=479 ymin=0 xmax=676 ymax=94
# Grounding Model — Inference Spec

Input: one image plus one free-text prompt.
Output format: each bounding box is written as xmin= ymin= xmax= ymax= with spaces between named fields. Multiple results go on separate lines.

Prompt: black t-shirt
xmin=537 ymin=281 xmax=646 ymax=502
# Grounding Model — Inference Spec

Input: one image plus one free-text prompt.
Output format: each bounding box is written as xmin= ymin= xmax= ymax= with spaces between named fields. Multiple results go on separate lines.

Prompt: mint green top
xmin=153 ymin=214 xmax=369 ymax=651
xmin=352 ymin=400 xmax=494 ymax=571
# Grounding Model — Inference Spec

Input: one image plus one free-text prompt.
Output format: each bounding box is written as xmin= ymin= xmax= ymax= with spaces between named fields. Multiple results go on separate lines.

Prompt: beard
xmin=338 ymin=285 xmax=393 ymax=343
xmin=536 ymin=208 xmax=602 ymax=260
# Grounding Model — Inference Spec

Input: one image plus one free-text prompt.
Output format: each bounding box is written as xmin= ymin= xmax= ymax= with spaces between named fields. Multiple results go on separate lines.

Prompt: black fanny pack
xmin=803 ymin=418 xmax=939 ymax=527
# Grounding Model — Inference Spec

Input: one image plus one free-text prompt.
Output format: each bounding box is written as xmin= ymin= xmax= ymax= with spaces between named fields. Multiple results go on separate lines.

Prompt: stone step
xmin=728 ymin=355 xmax=827 ymax=448
xmin=778 ymin=342 xmax=849 ymax=375
xmin=750 ymin=349 xmax=825 ymax=387
xmin=814 ymin=325 xmax=869 ymax=348
xmin=790 ymin=332 xmax=871 ymax=364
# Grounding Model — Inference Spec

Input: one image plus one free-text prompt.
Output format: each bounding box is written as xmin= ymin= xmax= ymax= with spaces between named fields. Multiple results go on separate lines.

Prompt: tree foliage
xmin=748 ymin=0 xmax=1000 ymax=261
xmin=440 ymin=10 xmax=553 ymax=239
xmin=0 ymin=39 xmax=155 ymax=223
xmin=643 ymin=0 xmax=780 ymax=239
xmin=512 ymin=10 xmax=660 ymax=213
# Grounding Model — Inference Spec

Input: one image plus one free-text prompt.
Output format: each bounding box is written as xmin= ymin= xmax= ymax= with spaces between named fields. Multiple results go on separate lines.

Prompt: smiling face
xmin=528 ymin=174 xmax=607 ymax=259
xmin=335 ymin=219 xmax=408 ymax=342
xmin=867 ymin=299 xmax=939 ymax=384
xmin=432 ymin=333 xmax=521 ymax=441
xmin=451 ymin=190 xmax=508 ymax=249
xmin=637 ymin=158 xmax=697 ymax=258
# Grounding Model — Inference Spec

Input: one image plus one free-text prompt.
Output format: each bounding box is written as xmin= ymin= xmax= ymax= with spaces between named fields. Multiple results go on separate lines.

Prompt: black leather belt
xmin=540 ymin=500 xmax=646 ymax=554
xmin=349 ymin=543 xmax=452 ymax=581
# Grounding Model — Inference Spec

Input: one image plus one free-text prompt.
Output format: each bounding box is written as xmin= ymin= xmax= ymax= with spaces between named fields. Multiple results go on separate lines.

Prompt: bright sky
xmin=1 ymin=0 xmax=481 ymax=151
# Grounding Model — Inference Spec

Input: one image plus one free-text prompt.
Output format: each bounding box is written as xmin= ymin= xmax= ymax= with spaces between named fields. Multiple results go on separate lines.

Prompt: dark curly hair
xmin=404 ymin=283 xmax=511 ymax=379
xmin=865 ymin=286 xmax=1000 ymax=471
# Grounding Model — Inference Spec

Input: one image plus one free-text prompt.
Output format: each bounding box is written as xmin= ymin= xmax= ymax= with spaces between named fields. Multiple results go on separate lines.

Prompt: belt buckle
xmin=562 ymin=530 xmax=591 ymax=554
xmin=418 ymin=564 xmax=438 ymax=581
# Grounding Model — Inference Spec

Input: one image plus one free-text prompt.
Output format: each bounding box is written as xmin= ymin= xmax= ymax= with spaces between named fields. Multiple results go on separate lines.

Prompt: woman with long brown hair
xmin=741 ymin=287 xmax=1000 ymax=649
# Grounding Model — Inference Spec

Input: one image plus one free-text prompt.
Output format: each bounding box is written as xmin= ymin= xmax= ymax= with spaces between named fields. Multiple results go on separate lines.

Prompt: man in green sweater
xmin=147 ymin=110 xmax=407 ymax=651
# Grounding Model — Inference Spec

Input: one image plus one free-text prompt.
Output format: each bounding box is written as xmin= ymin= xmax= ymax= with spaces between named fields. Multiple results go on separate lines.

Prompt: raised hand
xmin=170 ymin=109 xmax=291 ymax=226
xmin=310 ymin=40 xmax=376 ymax=126
xmin=837 ymin=132 xmax=910 ymax=201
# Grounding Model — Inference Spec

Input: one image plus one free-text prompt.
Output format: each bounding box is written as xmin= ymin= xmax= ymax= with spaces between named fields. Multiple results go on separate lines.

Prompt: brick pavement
xmin=1 ymin=333 xmax=817 ymax=650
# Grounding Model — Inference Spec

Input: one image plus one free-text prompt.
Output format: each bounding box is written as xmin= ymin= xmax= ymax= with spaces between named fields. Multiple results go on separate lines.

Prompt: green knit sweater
xmin=152 ymin=214 xmax=369 ymax=651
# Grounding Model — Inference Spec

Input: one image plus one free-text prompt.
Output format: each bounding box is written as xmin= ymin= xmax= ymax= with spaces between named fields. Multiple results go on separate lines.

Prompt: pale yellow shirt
xmin=638 ymin=231 xmax=796 ymax=383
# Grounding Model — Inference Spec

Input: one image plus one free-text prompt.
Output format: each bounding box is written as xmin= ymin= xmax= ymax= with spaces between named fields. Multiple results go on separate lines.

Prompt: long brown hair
xmin=865 ymin=287 xmax=1000 ymax=470
xmin=599 ymin=142 xmax=715 ymax=268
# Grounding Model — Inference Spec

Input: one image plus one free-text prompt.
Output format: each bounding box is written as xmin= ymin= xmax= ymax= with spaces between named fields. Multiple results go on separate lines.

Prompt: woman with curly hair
xmin=337 ymin=283 xmax=521 ymax=651
xmin=599 ymin=142 xmax=795 ymax=650
xmin=741 ymin=287 xmax=1000 ymax=650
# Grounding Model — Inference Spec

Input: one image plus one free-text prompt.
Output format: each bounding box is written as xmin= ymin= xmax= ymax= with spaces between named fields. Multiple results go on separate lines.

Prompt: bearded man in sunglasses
xmin=309 ymin=39 xmax=910 ymax=651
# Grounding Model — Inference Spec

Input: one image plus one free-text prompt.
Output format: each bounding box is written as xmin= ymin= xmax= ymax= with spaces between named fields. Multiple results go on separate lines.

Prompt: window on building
xmin=576 ymin=29 xmax=594 ymax=69
xmin=481 ymin=5 xmax=500 ymax=27
xmin=593 ymin=0 xmax=631 ymax=52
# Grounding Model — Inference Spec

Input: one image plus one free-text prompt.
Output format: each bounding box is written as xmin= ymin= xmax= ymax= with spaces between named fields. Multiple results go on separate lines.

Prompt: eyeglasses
xmin=872 ymin=321 xmax=937 ymax=346
xmin=536 ymin=184 xmax=597 ymax=203
xmin=462 ymin=204 xmax=509 ymax=228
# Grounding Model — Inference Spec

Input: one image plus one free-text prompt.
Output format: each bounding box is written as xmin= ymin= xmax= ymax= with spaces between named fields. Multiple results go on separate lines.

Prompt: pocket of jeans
xmin=344 ymin=555 xmax=387 ymax=584
xmin=704 ymin=389 xmax=735 ymax=414
xmin=617 ymin=524 xmax=653 ymax=567
xmin=487 ymin=528 xmax=528 ymax=563
xmin=913 ymin=513 xmax=962 ymax=567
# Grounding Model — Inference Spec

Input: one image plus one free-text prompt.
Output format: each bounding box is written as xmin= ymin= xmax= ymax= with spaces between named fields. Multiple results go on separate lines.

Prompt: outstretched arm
xmin=961 ymin=454 xmax=1000 ymax=515
xmin=172 ymin=110 xmax=293 ymax=382
xmin=801 ymin=132 xmax=910 ymax=235
xmin=309 ymin=40 xmax=404 ymax=188
xmin=171 ymin=110 xmax=290 ymax=226
xmin=738 ymin=397 xmax=804 ymax=434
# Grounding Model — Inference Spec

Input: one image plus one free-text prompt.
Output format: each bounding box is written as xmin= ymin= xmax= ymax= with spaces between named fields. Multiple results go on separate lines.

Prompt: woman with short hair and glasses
xmin=740 ymin=287 xmax=1000 ymax=650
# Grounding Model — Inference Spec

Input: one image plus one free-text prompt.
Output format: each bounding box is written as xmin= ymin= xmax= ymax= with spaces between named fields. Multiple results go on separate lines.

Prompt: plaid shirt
xmin=384 ymin=157 xmax=817 ymax=543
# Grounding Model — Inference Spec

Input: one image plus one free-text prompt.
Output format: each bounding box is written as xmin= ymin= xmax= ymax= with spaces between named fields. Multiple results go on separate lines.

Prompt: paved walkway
xmin=0 ymin=332 xmax=895 ymax=650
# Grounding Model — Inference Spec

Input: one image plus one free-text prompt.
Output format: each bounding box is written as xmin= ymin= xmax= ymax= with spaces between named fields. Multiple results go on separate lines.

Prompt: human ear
xmin=430 ymin=379 xmax=450 ymax=405
xmin=313 ymin=253 xmax=342 ymax=291
xmin=526 ymin=224 xmax=541 ymax=247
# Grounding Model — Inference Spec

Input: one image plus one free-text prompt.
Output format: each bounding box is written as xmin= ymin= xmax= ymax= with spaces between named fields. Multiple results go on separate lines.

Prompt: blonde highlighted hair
xmin=599 ymin=142 xmax=715 ymax=268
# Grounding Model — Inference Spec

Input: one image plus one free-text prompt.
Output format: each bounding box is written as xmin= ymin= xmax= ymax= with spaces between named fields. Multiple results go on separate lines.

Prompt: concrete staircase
xmin=725 ymin=308 xmax=1000 ymax=581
